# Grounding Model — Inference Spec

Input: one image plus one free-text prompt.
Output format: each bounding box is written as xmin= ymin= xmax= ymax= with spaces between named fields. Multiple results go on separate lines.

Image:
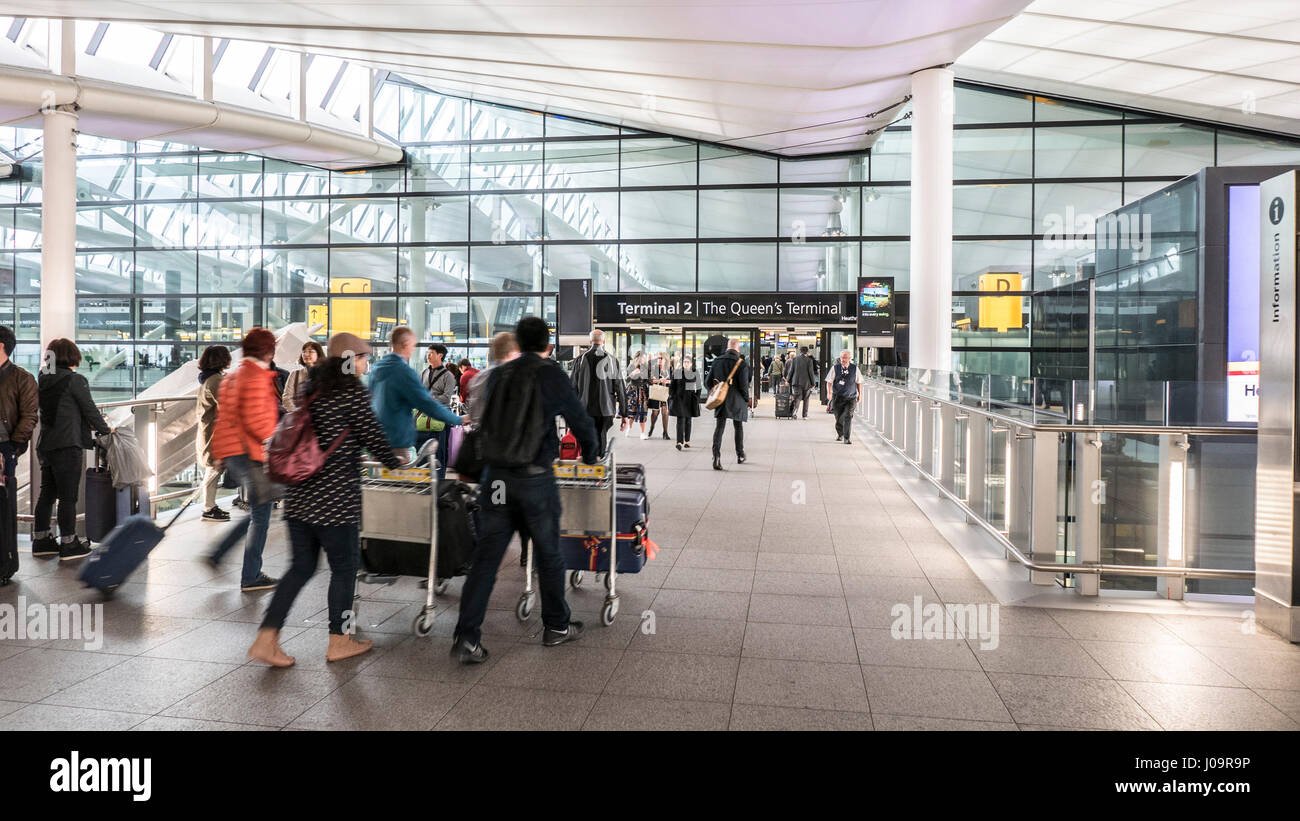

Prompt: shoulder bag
xmin=704 ymin=356 xmax=743 ymax=411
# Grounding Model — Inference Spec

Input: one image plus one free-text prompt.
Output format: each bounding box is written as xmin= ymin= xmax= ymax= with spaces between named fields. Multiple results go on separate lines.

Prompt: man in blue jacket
xmin=370 ymin=326 xmax=463 ymax=470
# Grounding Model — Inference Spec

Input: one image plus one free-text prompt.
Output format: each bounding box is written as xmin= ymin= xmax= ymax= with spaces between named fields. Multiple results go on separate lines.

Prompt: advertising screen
xmin=856 ymin=276 xmax=894 ymax=340
xmin=1227 ymin=184 xmax=1261 ymax=423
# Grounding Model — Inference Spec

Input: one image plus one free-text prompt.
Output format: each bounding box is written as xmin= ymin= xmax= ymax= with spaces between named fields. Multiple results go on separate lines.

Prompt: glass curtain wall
xmin=1 ymin=75 xmax=1299 ymax=400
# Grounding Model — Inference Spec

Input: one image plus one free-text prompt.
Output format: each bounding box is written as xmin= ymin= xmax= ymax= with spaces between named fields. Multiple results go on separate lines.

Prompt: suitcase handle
xmin=161 ymin=489 xmax=204 ymax=533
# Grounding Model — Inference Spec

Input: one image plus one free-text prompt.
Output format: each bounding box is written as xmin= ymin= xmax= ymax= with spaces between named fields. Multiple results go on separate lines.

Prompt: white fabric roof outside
xmin=958 ymin=0 xmax=1300 ymax=136
xmin=0 ymin=1 xmax=1032 ymax=155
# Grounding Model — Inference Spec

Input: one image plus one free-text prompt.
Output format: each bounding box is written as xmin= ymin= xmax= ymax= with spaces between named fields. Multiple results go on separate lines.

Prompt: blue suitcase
xmin=79 ymin=493 xmax=198 ymax=595
xmin=559 ymin=485 xmax=649 ymax=574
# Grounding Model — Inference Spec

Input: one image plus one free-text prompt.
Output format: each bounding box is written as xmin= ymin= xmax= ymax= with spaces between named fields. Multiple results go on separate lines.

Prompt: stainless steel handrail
xmin=97 ymin=395 xmax=198 ymax=410
xmin=861 ymin=374 xmax=1257 ymax=585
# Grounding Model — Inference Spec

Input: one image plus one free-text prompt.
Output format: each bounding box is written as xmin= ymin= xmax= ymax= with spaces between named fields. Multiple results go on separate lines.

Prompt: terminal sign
xmin=594 ymin=292 xmax=853 ymax=324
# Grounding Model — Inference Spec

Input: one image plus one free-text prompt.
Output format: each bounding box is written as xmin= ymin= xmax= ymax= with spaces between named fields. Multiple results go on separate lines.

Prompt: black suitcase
xmin=0 ymin=471 xmax=16 ymax=585
xmin=84 ymin=467 xmax=140 ymax=543
xmin=79 ymin=493 xmax=198 ymax=594
xmin=615 ymin=462 xmax=646 ymax=490
xmin=360 ymin=480 xmax=477 ymax=579
xmin=774 ymin=393 xmax=795 ymax=419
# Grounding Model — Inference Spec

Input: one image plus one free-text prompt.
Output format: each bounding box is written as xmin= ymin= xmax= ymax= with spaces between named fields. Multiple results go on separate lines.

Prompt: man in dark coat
xmin=706 ymin=338 xmax=751 ymax=471
xmin=787 ymin=345 xmax=817 ymax=419
xmin=569 ymin=329 xmax=626 ymax=457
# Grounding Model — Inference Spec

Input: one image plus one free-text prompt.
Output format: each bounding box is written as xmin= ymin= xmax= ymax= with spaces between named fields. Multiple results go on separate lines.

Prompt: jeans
xmin=209 ymin=453 xmax=273 ymax=585
xmin=262 ymin=519 xmax=359 ymax=634
xmin=455 ymin=469 xmax=570 ymax=645
xmin=712 ymin=417 xmax=744 ymax=459
xmin=34 ymin=446 xmax=83 ymax=539
xmin=832 ymin=395 xmax=857 ymax=440
xmin=675 ymin=414 xmax=692 ymax=444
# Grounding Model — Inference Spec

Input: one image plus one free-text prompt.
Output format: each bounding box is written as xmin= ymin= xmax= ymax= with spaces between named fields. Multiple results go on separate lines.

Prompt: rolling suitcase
xmin=79 ymin=492 xmax=199 ymax=595
xmin=560 ymin=485 xmax=651 ymax=574
xmin=84 ymin=466 xmax=141 ymax=543
xmin=774 ymin=381 xmax=795 ymax=419
xmin=615 ymin=462 xmax=646 ymax=491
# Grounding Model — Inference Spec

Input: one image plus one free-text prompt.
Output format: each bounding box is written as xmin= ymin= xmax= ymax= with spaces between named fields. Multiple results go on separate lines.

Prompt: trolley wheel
xmin=569 ymin=570 xmax=583 ymax=588
xmin=433 ymin=578 xmax=451 ymax=595
xmin=600 ymin=600 xmax=617 ymax=627
xmin=412 ymin=609 xmax=435 ymax=637
xmin=515 ymin=592 xmax=535 ymax=621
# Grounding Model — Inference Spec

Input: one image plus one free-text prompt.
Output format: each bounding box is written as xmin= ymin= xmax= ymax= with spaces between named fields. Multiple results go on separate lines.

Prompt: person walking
xmin=771 ymin=352 xmax=786 ymax=384
xmin=645 ymin=351 xmax=671 ymax=440
xmin=281 ymin=340 xmax=324 ymax=413
xmin=570 ymin=329 xmax=625 ymax=457
xmin=247 ymin=333 xmax=404 ymax=668
xmin=827 ymin=350 xmax=864 ymax=444
xmin=32 ymin=339 xmax=112 ymax=560
xmin=206 ymin=328 xmax=281 ymax=592
xmin=196 ymin=345 xmax=232 ymax=523
xmin=456 ymin=357 xmax=479 ymax=408
xmin=450 ymin=316 xmax=599 ymax=664
xmin=0 ymin=326 xmax=38 ymax=576
xmin=467 ymin=332 xmax=519 ymax=424
xmin=668 ymin=354 xmax=702 ymax=451
xmin=787 ymin=345 xmax=817 ymax=420
xmin=371 ymin=327 xmax=462 ymax=472
xmin=707 ymin=338 xmax=752 ymax=471
xmin=621 ymin=351 xmax=648 ymax=437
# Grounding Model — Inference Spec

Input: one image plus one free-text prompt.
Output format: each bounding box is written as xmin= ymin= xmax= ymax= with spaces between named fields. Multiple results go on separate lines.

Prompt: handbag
xmin=648 ymin=384 xmax=669 ymax=403
xmin=414 ymin=410 xmax=446 ymax=433
xmin=452 ymin=426 xmax=485 ymax=482
xmin=704 ymin=356 xmax=744 ymax=411
xmin=266 ymin=391 xmax=349 ymax=486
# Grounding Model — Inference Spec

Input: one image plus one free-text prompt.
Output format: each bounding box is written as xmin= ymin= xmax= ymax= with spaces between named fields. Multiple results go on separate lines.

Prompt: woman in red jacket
xmin=206 ymin=328 xmax=281 ymax=592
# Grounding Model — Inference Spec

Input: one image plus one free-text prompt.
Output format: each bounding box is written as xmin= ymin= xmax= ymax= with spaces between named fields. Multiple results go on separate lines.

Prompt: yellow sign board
xmin=977 ymin=272 xmax=1024 ymax=333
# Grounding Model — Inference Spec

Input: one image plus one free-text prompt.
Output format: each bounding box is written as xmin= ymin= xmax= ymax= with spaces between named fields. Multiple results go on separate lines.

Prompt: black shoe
xmin=844 ymin=439 xmax=852 ymax=445
xmin=662 ymin=433 xmax=669 ymax=440
xmin=449 ymin=638 xmax=489 ymax=664
xmin=542 ymin=620 xmax=585 ymax=647
xmin=201 ymin=506 xmax=230 ymax=522
xmin=737 ymin=453 xmax=746 ymax=464
xmin=58 ymin=539 xmax=92 ymax=561
xmin=836 ymin=435 xmax=842 ymax=442
xmin=204 ymin=554 xmax=221 ymax=572
xmin=31 ymin=536 xmax=59 ymax=557
xmin=240 ymin=573 xmax=278 ymax=592
xmin=712 ymin=458 xmax=724 ymax=471
xmin=233 ymin=498 xmax=250 ymax=511
xmin=675 ymin=443 xmax=682 ymax=451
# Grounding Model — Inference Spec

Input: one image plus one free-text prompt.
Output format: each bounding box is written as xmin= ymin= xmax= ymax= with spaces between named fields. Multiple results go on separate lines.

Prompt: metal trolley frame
xmin=359 ymin=442 xmax=442 ymax=637
xmin=517 ymin=438 xmax=621 ymax=626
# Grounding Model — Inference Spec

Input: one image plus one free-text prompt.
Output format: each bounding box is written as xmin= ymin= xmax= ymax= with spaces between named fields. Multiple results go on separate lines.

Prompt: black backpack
xmin=478 ymin=357 xmax=546 ymax=468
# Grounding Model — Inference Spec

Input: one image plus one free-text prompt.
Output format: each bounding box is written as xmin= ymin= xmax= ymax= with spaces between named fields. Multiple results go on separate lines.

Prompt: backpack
xmin=478 ymin=357 xmax=545 ymax=468
xmin=266 ymin=391 xmax=349 ymax=485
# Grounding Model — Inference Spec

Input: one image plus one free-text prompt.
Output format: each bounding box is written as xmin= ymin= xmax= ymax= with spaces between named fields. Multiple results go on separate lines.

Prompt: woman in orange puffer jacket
xmin=206 ymin=327 xmax=283 ymax=592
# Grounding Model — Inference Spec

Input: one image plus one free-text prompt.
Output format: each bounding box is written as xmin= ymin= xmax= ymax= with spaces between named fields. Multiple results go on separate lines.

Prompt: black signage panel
xmin=856 ymin=276 xmax=895 ymax=340
xmin=594 ymin=292 xmax=854 ymax=325
xmin=557 ymin=278 xmax=593 ymax=337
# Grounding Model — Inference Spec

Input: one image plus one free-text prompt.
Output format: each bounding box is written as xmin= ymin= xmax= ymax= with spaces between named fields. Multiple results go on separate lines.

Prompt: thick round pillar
xmin=907 ymin=67 xmax=954 ymax=373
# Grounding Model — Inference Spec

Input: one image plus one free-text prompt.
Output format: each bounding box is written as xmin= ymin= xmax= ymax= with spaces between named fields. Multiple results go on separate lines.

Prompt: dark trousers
xmin=592 ymin=415 xmax=613 ymax=456
xmin=209 ymin=453 xmax=273 ymax=586
xmin=262 ymin=519 xmax=359 ymax=634
xmin=675 ymin=414 xmax=693 ymax=444
xmin=34 ymin=446 xmax=82 ymax=539
xmin=794 ymin=386 xmax=813 ymax=418
xmin=0 ymin=442 xmax=17 ymax=570
xmin=832 ymin=395 xmax=857 ymax=439
xmin=434 ymin=427 xmax=449 ymax=481
xmin=712 ymin=417 xmax=744 ymax=459
xmin=456 ymin=469 xmax=569 ymax=645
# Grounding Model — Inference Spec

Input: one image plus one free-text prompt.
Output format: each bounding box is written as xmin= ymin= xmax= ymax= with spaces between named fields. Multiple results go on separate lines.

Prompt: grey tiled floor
xmin=2 ymin=397 xmax=1299 ymax=731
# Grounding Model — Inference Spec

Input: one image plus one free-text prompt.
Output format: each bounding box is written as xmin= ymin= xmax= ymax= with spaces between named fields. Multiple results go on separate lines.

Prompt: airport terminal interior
xmin=0 ymin=1 xmax=1298 ymax=734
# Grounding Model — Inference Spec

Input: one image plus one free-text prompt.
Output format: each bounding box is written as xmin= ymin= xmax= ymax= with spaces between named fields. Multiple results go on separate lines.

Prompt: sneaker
xmin=240 ymin=573 xmax=278 ymax=592
xmin=201 ymin=506 xmax=230 ymax=522
xmin=737 ymin=453 xmax=747 ymax=464
xmin=449 ymin=637 xmax=489 ymax=664
xmin=542 ymin=620 xmax=585 ymax=647
xmin=31 ymin=536 xmax=59 ymax=557
xmin=233 ymin=498 xmax=251 ymax=511
xmin=640 ymin=432 xmax=650 ymax=440
xmin=844 ymin=439 xmax=852 ymax=445
xmin=836 ymin=435 xmax=842 ymax=442
xmin=58 ymin=539 xmax=92 ymax=561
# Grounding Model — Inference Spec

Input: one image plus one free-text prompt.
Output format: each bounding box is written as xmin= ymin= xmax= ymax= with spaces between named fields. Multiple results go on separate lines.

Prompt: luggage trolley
xmin=359 ymin=442 xmax=443 ymax=637
xmin=516 ymin=438 xmax=620 ymax=627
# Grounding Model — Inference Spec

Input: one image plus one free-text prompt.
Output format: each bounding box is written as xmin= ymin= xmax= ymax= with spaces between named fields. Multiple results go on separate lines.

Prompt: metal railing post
xmin=1030 ymin=429 xmax=1061 ymax=585
xmin=966 ymin=411 xmax=988 ymax=523
xmin=1075 ymin=433 xmax=1103 ymax=596
xmin=133 ymin=403 xmax=160 ymax=518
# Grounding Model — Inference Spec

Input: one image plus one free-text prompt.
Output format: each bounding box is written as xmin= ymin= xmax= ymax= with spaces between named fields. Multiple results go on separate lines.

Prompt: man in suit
xmin=706 ymin=338 xmax=751 ymax=471
xmin=787 ymin=345 xmax=817 ymax=419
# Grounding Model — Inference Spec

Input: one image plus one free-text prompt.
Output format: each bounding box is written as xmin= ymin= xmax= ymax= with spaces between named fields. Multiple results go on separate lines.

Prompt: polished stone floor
xmin=1 ymin=397 xmax=1298 ymax=731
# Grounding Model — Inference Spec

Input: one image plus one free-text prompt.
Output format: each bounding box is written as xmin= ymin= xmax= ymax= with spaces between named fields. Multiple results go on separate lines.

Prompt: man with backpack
xmin=450 ymin=316 xmax=599 ymax=664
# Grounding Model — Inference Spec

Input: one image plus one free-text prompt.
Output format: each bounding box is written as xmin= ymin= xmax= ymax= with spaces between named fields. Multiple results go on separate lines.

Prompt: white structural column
xmin=908 ymin=67 xmax=954 ymax=373
xmin=40 ymin=105 xmax=79 ymax=345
